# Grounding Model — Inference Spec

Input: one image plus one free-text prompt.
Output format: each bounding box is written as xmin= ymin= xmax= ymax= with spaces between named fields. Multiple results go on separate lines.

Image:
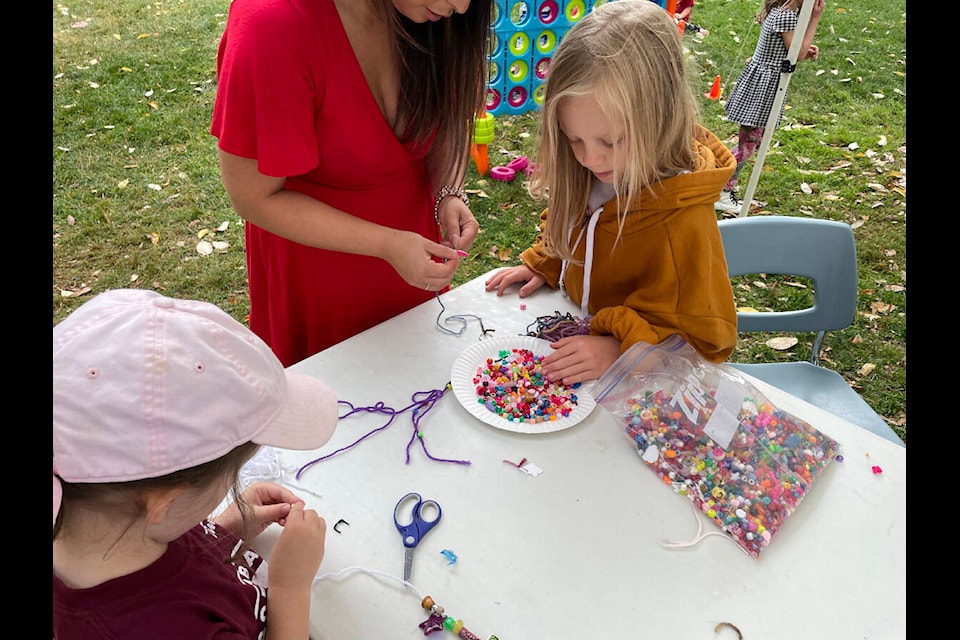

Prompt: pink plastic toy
xmin=490 ymin=156 xmax=533 ymax=182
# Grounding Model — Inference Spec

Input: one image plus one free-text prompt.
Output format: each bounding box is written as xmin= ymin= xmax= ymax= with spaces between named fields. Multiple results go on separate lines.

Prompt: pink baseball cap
xmin=53 ymin=289 xmax=339 ymax=527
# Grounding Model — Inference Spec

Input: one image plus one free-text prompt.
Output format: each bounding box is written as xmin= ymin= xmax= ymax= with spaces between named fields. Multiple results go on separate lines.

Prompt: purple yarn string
xmin=296 ymin=385 xmax=470 ymax=479
xmin=405 ymin=388 xmax=471 ymax=466
xmin=526 ymin=311 xmax=593 ymax=342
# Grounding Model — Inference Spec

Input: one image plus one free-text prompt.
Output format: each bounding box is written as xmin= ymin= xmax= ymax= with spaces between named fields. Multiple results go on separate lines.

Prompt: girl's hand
xmin=267 ymin=502 xmax=327 ymax=591
xmin=807 ymin=44 xmax=819 ymax=60
xmin=261 ymin=503 xmax=327 ymax=639
xmin=540 ymin=335 xmax=622 ymax=385
xmin=213 ymin=481 xmax=304 ymax=542
xmin=484 ymin=265 xmax=545 ymax=297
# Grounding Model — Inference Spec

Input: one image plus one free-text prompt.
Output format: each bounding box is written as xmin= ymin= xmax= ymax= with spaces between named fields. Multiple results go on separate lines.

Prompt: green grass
xmin=53 ymin=0 xmax=906 ymax=443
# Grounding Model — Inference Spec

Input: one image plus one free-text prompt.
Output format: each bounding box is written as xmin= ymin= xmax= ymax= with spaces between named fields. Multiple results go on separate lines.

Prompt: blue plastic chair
xmin=717 ymin=216 xmax=905 ymax=447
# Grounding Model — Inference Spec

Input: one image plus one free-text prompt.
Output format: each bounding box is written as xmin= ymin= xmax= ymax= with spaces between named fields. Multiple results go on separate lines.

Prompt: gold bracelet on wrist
xmin=433 ymin=185 xmax=470 ymax=225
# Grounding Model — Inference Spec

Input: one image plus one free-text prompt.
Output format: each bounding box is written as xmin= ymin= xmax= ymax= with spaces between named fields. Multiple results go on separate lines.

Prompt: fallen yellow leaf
xmin=857 ymin=363 xmax=876 ymax=377
xmin=765 ymin=336 xmax=798 ymax=350
xmin=60 ymin=286 xmax=92 ymax=298
xmin=870 ymin=301 xmax=896 ymax=314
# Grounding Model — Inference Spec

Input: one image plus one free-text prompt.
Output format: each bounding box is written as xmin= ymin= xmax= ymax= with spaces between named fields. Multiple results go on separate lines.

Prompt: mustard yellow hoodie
xmin=520 ymin=125 xmax=738 ymax=363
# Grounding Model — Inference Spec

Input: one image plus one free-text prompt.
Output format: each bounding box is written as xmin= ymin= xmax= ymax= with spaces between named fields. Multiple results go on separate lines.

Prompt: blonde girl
xmin=486 ymin=0 xmax=738 ymax=384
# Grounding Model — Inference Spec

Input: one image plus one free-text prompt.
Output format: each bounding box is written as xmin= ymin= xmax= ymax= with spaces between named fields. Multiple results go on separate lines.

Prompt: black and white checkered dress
xmin=724 ymin=7 xmax=799 ymax=129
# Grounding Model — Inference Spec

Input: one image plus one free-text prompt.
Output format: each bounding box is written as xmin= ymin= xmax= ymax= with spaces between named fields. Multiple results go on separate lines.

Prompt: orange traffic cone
xmin=705 ymin=75 xmax=721 ymax=100
xmin=677 ymin=20 xmax=686 ymax=37
xmin=470 ymin=143 xmax=489 ymax=178
xmin=665 ymin=0 xmax=678 ymax=15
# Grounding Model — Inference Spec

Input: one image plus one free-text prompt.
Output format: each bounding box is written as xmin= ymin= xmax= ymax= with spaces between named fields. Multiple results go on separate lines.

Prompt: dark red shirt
xmin=53 ymin=521 xmax=267 ymax=639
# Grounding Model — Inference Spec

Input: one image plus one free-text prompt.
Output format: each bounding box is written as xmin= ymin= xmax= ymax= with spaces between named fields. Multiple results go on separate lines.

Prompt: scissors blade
xmin=403 ymin=546 xmax=415 ymax=582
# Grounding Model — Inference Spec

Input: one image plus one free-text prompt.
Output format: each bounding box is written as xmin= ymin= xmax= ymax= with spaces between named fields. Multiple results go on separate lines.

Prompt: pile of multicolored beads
xmin=618 ymin=389 xmax=839 ymax=558
xmin=472 ymin=348 xmax=579 ymax=423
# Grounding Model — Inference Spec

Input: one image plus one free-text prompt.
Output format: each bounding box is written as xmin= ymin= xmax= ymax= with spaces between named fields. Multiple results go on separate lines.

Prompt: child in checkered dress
xmin=714 ymin=0 xmax=825 ymax=215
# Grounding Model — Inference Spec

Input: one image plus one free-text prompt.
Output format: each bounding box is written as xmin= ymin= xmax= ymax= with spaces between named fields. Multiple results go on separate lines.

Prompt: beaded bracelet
xmin=434 ymin=185 xmax=470 ymax=225
xmin=419 ymin=595 xmax=497 ymax=639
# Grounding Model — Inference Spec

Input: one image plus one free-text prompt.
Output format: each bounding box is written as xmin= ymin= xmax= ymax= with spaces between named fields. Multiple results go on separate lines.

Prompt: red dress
xmin=211 ymin=0 xmax=437 ymax=367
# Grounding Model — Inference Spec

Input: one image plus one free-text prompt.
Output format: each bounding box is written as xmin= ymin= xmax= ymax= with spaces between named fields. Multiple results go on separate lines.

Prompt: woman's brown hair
xmin=382 ymin=0 xmax=494 ymax=184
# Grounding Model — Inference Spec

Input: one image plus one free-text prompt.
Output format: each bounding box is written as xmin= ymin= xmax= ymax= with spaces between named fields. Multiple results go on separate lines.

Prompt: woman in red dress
xmin=211 ymin=0 xmax=489 ymax=366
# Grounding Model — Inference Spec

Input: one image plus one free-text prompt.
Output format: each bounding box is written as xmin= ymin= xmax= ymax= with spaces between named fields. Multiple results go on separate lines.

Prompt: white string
xmin=661 ymin=493 xmax=753 ymax=558
xmin=313 ymin=565 xmax=425 ymax=601
xmin=579 ymin=206 xmax=603 ymax=317
xmin=239 ymin=446 xmax=325 ymax=499
xmin=559 ymin=204 xmax=603 ymax=309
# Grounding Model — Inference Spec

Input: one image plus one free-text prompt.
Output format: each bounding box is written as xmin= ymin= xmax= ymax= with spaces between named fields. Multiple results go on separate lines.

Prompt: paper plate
xmin=450 ymin=336 xmax=596 ymax=433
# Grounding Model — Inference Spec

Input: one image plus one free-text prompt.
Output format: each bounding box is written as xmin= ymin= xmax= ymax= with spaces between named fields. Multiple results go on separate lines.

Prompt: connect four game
xmin=485 ymin=0 xmax=667 ymax=116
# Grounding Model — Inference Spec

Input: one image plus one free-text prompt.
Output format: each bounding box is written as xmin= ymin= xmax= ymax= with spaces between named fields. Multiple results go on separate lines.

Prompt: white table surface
xmin=267 ymin=270 xmax=905 ymax=640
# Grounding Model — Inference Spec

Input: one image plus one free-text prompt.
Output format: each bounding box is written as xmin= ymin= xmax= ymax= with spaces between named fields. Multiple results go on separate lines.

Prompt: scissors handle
xmin=394 ymin=492 xmax=442 ymax=548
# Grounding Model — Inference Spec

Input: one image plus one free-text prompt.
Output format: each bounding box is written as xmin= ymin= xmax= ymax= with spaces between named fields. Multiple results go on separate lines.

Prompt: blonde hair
xmin=529 ymin=0 xmax=700 ymax=261
xmin=757 ymin=0 xmax=795 ymax=23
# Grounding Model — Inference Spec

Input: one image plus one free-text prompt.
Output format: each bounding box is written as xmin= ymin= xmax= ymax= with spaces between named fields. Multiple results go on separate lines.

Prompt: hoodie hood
xmin=605 ymin=124 xmax=737 ymax=223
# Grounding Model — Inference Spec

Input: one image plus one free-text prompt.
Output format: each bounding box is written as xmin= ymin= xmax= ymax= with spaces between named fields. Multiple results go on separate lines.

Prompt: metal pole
xmin=736 ymin=0 xmax=815 ymax=217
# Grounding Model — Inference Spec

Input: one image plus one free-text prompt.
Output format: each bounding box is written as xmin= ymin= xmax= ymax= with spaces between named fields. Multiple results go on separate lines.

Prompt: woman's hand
xmin=436 ymin=197 xmax=480 ymax=254
xmin=484 ymin=265 xmax=545 ymax=297
xmin=384 ymin=229 xmax=468 ymax=291
xmin=212 ymin=481 xmax=304 ymax=542
xmin=540 ymin=335 xmax=622 ymax=385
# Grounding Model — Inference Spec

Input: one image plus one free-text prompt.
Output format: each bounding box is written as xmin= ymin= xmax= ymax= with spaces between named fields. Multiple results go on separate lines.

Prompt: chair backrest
xmin=717 ymin=215 xmax=859 ymax=336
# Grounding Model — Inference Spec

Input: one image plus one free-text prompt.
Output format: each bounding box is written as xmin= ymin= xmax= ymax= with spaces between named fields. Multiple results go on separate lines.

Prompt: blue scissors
xmin=394 ymin=492 xmax=442 ymax=581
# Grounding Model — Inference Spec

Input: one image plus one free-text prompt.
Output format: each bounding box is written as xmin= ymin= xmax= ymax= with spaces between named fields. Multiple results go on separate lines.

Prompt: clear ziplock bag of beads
xmin=589 ymin=334 xmax=840 ymax=558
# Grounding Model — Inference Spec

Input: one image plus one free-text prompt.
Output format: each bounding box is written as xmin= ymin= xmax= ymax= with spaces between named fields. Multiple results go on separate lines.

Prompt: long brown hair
xmin=381 ymin=0 xmax=493 ymax=183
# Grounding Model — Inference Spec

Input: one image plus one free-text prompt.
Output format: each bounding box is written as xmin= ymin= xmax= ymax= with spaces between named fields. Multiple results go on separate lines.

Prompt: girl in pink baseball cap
xmin=53 ymin=289 xmax=340 ymax=639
